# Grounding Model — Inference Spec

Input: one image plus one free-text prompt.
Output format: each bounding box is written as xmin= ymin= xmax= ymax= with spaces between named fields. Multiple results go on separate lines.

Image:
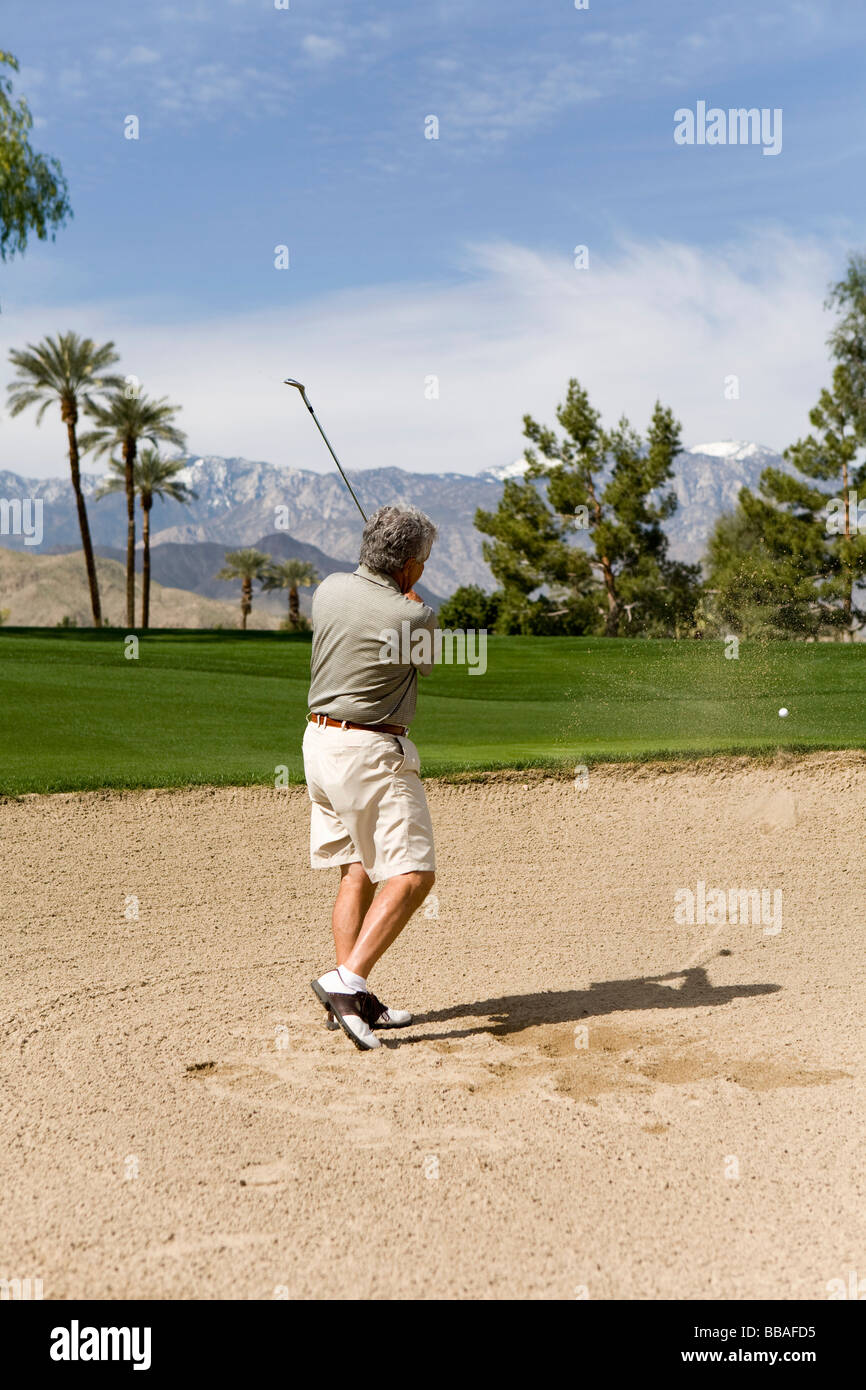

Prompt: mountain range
xmin=0 ymin=442 xmax=786 ymax=610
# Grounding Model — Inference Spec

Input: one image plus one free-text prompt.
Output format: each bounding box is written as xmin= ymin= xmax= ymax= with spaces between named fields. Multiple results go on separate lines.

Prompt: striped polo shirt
xmin=307 ymin=564 xmax=436 ymax=727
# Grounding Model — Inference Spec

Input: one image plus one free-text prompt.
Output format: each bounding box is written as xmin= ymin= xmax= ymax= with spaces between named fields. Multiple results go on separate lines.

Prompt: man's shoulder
xmin=379 ymin=588 xmax=435 ymax=629
xmin=312 ymin=568 xmax=396 ymax=621
xmin=313 ymin=570 xmax=355 ymax=602
xmin=313 ymin=569 xmax=433 ymax=625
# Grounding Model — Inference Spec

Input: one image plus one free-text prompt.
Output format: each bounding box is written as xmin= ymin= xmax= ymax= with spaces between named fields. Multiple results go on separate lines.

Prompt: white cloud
xmin=148 ymin=61 xmax=293 ymax=120
xmin=301 ymin=35 xmax=345 ymax=64
xmin=124 ymin=46 xmax=161 ymax=66
xmin=430 ymin=57 xmax=602 ymax=143
xmin=0 ymin=231 xmax=842 ymax=480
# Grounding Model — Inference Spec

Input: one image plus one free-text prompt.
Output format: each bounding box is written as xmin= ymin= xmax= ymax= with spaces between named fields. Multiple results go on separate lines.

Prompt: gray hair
xmin=359 ymin=504 xmax=438 ymax=574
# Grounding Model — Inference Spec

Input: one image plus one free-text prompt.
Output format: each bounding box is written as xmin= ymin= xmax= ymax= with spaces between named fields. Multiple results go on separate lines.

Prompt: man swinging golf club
xmin=305 ymin=503 xmax=438 ymax=1050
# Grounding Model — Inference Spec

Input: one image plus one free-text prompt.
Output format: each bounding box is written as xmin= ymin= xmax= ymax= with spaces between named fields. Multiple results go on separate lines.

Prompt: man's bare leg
xmin=332 ymin=861 xmax=375 ymax=965
xmin=343 ymin=870 xmax=435 ymax=980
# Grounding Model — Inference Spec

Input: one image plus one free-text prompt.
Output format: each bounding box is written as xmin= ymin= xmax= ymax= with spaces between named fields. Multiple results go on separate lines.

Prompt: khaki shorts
xmin=302 ymin=722 xmax=435 ymax=884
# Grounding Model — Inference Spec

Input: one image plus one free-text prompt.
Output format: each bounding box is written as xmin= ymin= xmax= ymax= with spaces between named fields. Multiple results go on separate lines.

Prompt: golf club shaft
xmin=300 ymin=391 xmax=368 ymax=522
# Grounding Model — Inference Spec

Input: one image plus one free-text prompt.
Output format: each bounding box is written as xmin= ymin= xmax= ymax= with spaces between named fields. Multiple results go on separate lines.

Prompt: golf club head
xmin=284 ymin=378 xmax=307 ymax=393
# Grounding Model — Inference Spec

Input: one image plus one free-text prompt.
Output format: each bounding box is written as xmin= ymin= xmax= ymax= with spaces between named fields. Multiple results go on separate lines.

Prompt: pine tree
xmin=703 ymin=504 xmax=824 ymax=638
xmin=705 ymin=251 xmax=866 ymax=638
xmin=522 ymin=379 xmax=700 ymax=636
xmin=781 ymin=364 xmax=866 ymax=632
xmin=718 ymin=332 xmax=866 ymax=639
xmin=826 ymin=252 xmax=866 ymax=438
xmin=474 ymin=477 xmax=596 ymax=634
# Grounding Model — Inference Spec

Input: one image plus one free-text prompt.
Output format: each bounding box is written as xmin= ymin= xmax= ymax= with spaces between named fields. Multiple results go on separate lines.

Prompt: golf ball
xmin=778 ymin=707 xmax=789 ymax=718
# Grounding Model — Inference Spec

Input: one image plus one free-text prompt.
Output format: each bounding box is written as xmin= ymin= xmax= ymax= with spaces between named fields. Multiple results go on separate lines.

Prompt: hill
xmin=0 ymin=548 xmax=279 ymax=629
xmin=40 ymin=533 xmax=442 ymax=616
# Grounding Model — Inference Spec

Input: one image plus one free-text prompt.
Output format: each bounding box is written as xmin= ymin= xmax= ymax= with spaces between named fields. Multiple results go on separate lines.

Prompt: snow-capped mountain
xmin=483 ymin=441 xmax=785 ymax=564
xmin=0 ymin=458 xmax=504 ymax=598
xmin=0 ymin=441 xmax=785 ymax=593
xmin=482 ymin=458 xmax=531 ymax=482
xmin=669 ymin=442 xmax=787 ymax=562
xmin=688 ymin=441 xmax=779 ymax=464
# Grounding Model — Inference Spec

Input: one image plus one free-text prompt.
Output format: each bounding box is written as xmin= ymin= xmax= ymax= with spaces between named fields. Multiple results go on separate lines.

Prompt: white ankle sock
xmin=318 ymin=967 xmax=367 ymax=996
xmin=338 ymin=964 xmax=368 ymax=993
xmin=318 ymin=969 xmax=348 ymax=994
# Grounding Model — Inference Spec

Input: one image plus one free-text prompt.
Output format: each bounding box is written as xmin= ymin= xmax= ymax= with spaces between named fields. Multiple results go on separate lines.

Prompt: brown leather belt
xmin=308 ymin=712 xmax=408 ymax=737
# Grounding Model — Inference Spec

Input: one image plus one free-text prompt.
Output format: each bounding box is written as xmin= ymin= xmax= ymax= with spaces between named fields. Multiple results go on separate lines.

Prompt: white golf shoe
xmin=311 ymin=978 xmax=381 ymax=1051
xmin=325 ymin=998 xmax=412 ymax=1030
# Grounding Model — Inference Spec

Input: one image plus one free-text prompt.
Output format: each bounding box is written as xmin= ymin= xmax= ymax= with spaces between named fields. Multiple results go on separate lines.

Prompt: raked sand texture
xmin=1 ymin=751 xmax=863 ymax=1300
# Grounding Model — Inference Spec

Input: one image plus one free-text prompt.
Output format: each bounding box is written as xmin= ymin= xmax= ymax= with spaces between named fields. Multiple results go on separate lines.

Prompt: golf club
xmin=284 ymin=378 xmax=368 ymax=521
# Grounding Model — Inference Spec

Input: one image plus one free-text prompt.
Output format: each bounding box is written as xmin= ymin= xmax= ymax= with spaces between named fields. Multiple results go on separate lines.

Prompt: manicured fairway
xmin=0 ymin=628 xmax=864 ymax=794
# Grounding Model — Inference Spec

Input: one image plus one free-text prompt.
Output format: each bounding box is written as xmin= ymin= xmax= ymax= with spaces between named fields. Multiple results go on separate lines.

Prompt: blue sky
xmin=3 ymin=0 xmax=866 ymax=477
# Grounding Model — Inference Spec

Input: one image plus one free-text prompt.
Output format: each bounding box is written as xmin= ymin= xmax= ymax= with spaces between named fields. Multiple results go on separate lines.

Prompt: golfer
xmin=305 ymin=504 xmax=438 ymax=1050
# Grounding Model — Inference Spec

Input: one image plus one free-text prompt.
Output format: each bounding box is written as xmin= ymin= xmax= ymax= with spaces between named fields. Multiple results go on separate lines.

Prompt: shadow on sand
xmin=405 ymin=967 xmax=782 ymax=1044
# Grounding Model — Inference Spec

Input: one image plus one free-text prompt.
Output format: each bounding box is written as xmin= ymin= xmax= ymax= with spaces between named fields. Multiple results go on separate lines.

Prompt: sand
xmin=1 ymin=750 xmax=863 ymax=1301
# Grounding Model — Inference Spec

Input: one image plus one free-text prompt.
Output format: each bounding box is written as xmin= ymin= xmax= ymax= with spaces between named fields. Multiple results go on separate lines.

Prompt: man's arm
xmin=403 ymin=595 xmax=437 ymax=676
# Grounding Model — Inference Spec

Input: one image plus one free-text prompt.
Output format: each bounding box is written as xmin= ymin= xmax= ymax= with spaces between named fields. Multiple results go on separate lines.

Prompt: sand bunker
xmin=1 ymin=750 xmax=863 ymax=1299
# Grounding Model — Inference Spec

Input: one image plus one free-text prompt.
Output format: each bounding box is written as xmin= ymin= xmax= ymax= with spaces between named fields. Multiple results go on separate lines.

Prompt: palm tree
xmin=6 ymin=332 xmax=123 ymax=626
xmin=261 ymin=557 xmax=319 ymax=629
xmin=80 ymin=389 xmax=186 ymax=628
xmin=95 ymin=449 xmax=197 ymax=629
xmin=216 ymin=549 xmax=271 ymax=630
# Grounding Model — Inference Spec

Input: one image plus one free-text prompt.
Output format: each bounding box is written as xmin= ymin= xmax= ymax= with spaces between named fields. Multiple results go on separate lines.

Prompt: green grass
xmin=1 ymin=627 xmax=864 ymax=795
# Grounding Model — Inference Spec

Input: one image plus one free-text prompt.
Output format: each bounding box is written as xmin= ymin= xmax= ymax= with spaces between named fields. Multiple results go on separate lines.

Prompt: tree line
xmin=4 ymin=332 xmax=318 ymax=630
xmin=440 ymin=254 xmax=866 ymax=641
xmin=7 ymin=331 xmax=193 ymax=627
xmin=216 ymin=550 xmax=318 ymax=631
